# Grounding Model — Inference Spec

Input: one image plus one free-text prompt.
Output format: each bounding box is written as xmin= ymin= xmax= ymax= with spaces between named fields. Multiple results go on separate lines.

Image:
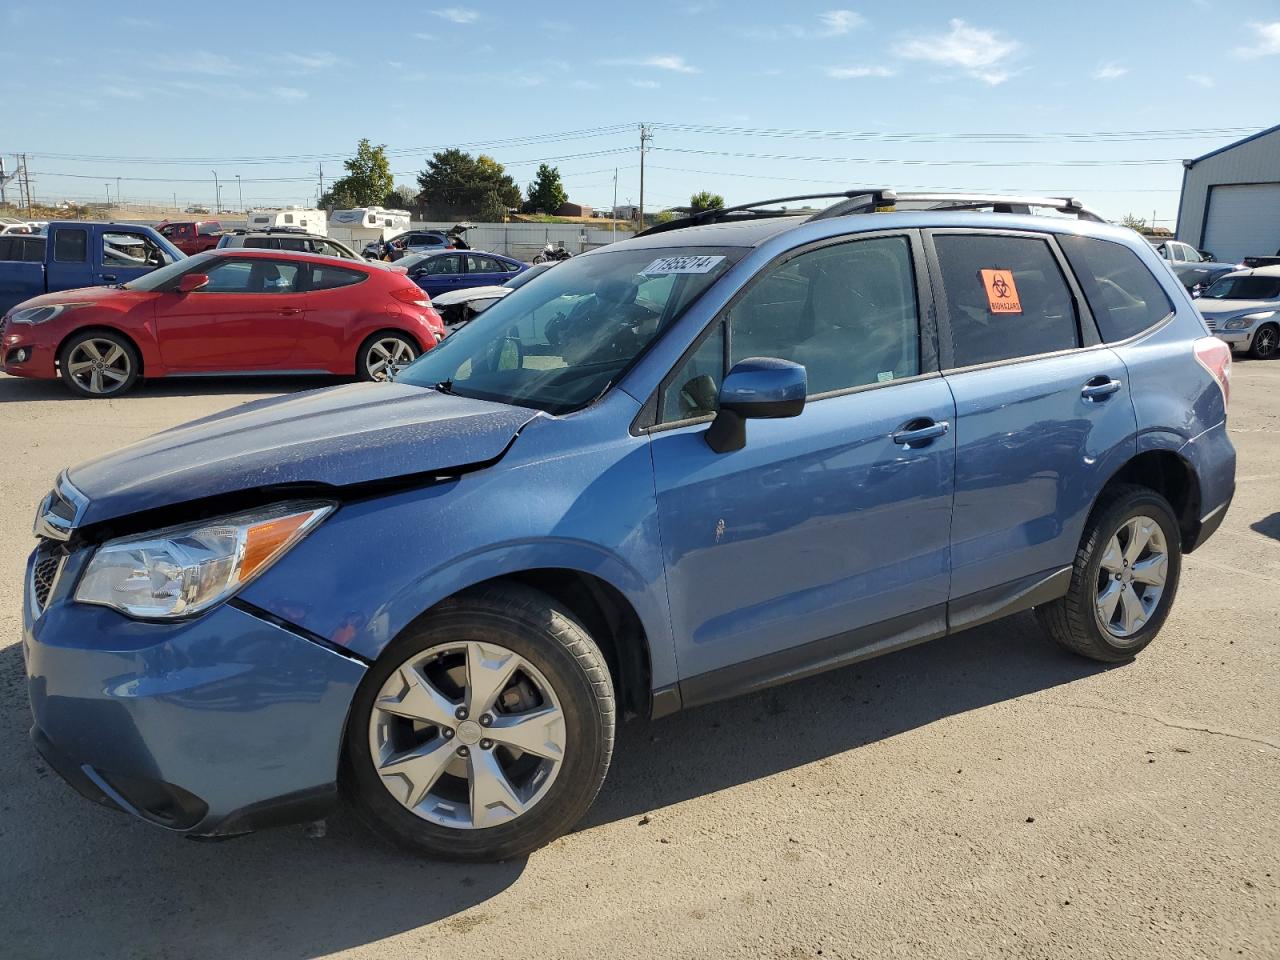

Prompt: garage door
xmin=1202 ymin=183 xmax=1280 ymax=264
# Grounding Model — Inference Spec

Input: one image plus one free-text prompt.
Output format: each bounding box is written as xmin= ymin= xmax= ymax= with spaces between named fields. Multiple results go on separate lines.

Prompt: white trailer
xmin=245 ymin=208 xmax=328 ymax=236
xmin=328 ymin=207 xmax=411 ymax=251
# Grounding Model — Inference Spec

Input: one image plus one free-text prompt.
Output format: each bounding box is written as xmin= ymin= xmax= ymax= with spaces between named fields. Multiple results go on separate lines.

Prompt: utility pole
xmin=638 ymin=123 xmax=652 ymax=228
xmin=212 ymin=170 xmax=220 ymax=213
xmin=105 ymin=183 xmax=111 ymax=207
xmin=115 ymin=176 xmax=121 ymax=210
xmin=318 ymin=162 xmax=324 ymax=202
xmin=0 ymin=156 xmax=7 ymax=207
xmin=236 ymin=174 xmax=243 ymax=213
xmin=612 ymin=167 xmax=618 ymax=243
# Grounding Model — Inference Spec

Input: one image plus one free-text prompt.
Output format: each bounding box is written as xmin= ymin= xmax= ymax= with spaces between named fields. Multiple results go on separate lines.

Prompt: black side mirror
xmin=705 ymin=357 xmax=807 ymax=454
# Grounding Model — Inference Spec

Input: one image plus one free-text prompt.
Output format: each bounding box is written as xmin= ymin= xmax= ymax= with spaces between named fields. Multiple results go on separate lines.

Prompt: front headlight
xmin=75 ymin=501 xmax=334 ymax=619
xmin=10 ymin=302 xmax=95 ymax=325
xmin=1225 ymin=312 xmax=1276 ymax=329
xmin=1241 ymin=311 xmax=1276 ymax=323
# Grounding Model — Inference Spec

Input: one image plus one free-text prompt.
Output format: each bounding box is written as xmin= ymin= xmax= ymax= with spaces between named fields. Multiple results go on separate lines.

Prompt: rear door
xmin=414 ymin=253 xmax=465 ymax=297
xmin=926 ymin=229 xmax=1137 ymax=620
xmin=465 ymin=253 xmax=512 ymax=288
xmin=0 ymin=235 xmax=46 ymax=313
xmin=649 ymin=232 xmax=957 ymax=690
xmin=154 ymin=257 xmax=306 ymax=370
xmin=44 ymin=226 xmax=95 ymax=293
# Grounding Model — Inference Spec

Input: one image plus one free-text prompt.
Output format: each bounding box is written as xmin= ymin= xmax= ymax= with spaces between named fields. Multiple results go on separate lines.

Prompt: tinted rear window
xmin=935 ymin=234 xmax=1079 ymax=367
xmin=53 ymin=229 xmax=87 ymax=263
xmin=310 ymin=264 xmax=367 ymax=291
xmin=1203 ymin=275 xmax=1280 ymax=301
xmin=1059 ymin=235 xmax=1173 ymax=342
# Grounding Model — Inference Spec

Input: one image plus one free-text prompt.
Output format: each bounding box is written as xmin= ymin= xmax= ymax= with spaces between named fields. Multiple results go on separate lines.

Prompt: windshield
xmin=123 ymin=252 xmax=217 ymax=291
xmin=398 ymin=246 xmax=744 ymax=414
xmin=1202 ymin=275 xmax=1280 ymax=301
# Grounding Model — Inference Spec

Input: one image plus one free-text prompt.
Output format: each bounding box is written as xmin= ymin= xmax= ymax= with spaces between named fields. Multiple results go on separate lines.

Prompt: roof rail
xmin=808 ymin=191 xmax=1106 ymax=223
xmin=635 ymin=189 xmax=894 ymax=237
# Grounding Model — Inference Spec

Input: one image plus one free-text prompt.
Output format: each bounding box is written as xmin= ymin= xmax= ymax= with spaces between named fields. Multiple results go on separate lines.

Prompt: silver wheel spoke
xmin=376 ymin=666 xmax=458 ymax=727
xmin=1099 ymin=535 xmax=1124 ymax=574
xmin=468 ymin=748 xmax=526 ymax=827
xmin=103 ymin=344 xmax=124 ymax=365
xmin=67 ymin=360 xmax=93 ymax=375
xmin=367 ymin=358 xmax=388 ymax=376
xmin=1096 ymin=579 xmax=1123 ymax=625
xmin=90 ymin=369 xmax=104 ymax=393
xmin=101 ymin=367 xmax=127 ymax=384
xmin=1131 ymin=554 xmax=1167 ymax=587
xmin=486 ymin=705 xmax=566 ymax=760
xmin=465 ymin=641 xmax=520 ymax=716
xmin=1123 ymin=519 xmax=1153 ymax=565
xmin=82 ymin=341 xmax=102 ymax=361
xmin=1119 ymin=584 xmax=1146 ymax=633
xmin=379 ymin=736 xmax=456 ymax=808
xmin=371 ymin=343 xmax=391 ymax=361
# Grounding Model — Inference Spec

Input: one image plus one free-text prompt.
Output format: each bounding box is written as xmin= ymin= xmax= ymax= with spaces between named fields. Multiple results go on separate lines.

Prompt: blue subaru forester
xmin=23 ymin=192 xmax=1235 ymax=861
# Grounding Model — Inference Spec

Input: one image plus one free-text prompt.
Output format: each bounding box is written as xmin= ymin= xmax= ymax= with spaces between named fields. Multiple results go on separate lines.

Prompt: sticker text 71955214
xmin=641 ymin=255 xmax=726 ymax=276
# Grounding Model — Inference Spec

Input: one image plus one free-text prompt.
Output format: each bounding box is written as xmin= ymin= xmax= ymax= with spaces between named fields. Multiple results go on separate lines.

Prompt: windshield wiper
xmin=434 ymin=379 xmax=455 ymax=395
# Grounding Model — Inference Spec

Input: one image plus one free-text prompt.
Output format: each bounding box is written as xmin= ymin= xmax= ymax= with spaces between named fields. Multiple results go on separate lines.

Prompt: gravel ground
xmin=0 ymin=366 xmax=1276 ymax=960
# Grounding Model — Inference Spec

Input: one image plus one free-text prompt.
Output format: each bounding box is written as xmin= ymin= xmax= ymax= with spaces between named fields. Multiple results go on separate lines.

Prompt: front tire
xmin=343 ymin=583 xmax=615 ymax=861
xmin=58 ymin=330 xmax=140 ymax=398
xmin=1036 ymin=484 xmax=1182 ymax=663
xmin=1249 ymin=323 xmax=1278 ymax=360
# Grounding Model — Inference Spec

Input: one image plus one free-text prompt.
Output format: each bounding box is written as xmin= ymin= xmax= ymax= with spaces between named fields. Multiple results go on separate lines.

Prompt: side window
xmin=102 ymin=231 xmax=164 ymax=267
xmin=424 ymin=254 xmax=463 ymax=276
xmin=0 ymin=237 xmax=12 ymax=260
xmin=200 ymin=259 xmax=300 ymax=294
xmin=467 ymin=255 xmax=505 ymax=273
xmin=320 ymin=240 xmax=354 ymax=259
xmin=661 ymin=321 xmax=726 ymax=422
xmin=53 ymin=229 xmax=87 ymax=263
xmin=1059 ymin=235 xmax=1174 ymax=343
xmin=309 ymin=265 xmax=367 ymax=291
xmin=934 ymin=234 xmax=1079 ymax=367
xmin=730 ymin=235 xmax=921 ymax=395
xmin=23 ymin=239 xmax=45 ymax=262
xmin=196 ymin=222 xmax=220 ymax=236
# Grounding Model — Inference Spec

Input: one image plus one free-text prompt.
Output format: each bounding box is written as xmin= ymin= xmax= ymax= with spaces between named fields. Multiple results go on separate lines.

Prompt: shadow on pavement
xmin=0 ymin=373 xmax=345 ymax=403
xmin=1250 ymin=512 xmax=1280 ymax=542
xmin=2 ymin=613 xmax=1109 ymax=959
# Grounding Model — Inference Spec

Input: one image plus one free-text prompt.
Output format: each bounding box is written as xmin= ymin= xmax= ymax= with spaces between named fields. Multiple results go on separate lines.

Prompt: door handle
xmin=100 ymin=274 xmax=117 ymax=282
xmin=278 ymin=307 xmax=303 ymax=316
xmin=1081 ymin=377 xmax=1122 ymax=401
xmin=892 ymin=419 xmax=950 ymax=447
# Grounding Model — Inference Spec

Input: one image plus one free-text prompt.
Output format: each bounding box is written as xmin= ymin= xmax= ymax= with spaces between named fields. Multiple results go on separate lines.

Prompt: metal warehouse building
xmin=1177 ymin=124 xmax=1280 ymax=264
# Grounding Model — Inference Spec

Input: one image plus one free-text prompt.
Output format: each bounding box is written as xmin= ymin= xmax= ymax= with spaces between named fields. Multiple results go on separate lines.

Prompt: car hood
xmin=66 ymin=382 xmax=540 ymax=525
xmin=431 ymin=285 xmax=511 ymax=306
xmin=1196 ymin=299 xmax=1279 ymax=318
xmin=7 ymin=285 xmax=136 ymax=312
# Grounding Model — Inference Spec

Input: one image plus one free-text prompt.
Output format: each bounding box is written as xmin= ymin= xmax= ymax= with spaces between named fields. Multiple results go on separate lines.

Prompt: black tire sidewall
xmin=58 ymin=330 xmax=140 ymax=398
xmin=343 ymin=594 xmax=612 ymax=861
xmin=1079 ymin=490 xmax=1182 ymax=658
xmin=1251 ymin=324 xmax=1278 ymax=360
xmin=356 ymin=331 xmax=420 ymax=381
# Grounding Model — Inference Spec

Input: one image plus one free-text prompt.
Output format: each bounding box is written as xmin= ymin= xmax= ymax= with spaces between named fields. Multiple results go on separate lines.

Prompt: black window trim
xmin=638 ymin=227 xmax=941 ymax=434
xmin=922 ymin=227 xmax=1102 ymax=375
xmin=52 ymin=227 xmax=88 ymax=264
xmin=1057 ymin=233 xmax=1176 ymax=347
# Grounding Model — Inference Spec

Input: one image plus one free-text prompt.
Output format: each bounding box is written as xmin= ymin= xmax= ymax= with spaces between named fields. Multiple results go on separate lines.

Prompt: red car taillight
xmin=390 ymin=286 xmax=432 ymax=308
xmin=1193 ymin=336 xmax=1231 ymax=409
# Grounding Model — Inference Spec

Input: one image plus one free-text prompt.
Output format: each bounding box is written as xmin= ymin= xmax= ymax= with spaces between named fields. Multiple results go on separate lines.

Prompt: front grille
xmin=29 ymin=544 xmax=67 ymax=616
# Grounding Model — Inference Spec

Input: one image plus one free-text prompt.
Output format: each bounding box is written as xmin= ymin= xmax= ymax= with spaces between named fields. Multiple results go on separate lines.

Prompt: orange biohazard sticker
xmin=980 ymin=269 xmax=1022 ymax=314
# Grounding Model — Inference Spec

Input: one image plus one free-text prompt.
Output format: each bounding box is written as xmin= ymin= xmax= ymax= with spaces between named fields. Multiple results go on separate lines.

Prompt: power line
xmin=652 ymin=146 xmax=1184 ymax=167
xmin=647 ymin=122 xmax=1265 ymax=144
xmin=646 ymin=164 xmax=1180 ymax=192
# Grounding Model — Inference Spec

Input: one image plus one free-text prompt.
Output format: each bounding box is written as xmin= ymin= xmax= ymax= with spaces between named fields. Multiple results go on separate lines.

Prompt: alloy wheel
xmin=366 ymin=337 xmax=416 ymax=381
xmin=65 ymin=338 xmax=131 ymax=395
xmin=1255 ymin=326 xmax=1277 ymax=359
xmin=368 ymin=640 xmax=566 ymax=830
xmin=1095 ymin=515 xmax=1168 ymax=641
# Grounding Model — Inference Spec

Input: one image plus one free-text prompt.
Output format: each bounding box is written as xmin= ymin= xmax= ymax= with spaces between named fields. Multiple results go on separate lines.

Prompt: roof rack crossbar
xmin=636 ymin=189 xmax=893 ymax=237
xmin=807 ymin=191 xmax=1104 ymax=223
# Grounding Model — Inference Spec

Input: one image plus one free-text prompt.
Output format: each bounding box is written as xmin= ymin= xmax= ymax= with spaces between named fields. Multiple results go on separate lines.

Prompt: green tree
xmin=690 ymin=190 xmax=725 ymax=213
xmin=1120 ymin=212 xmax=1146 ymax=230
xmin=415 ymin=149 xmax=522 ymax=220
xmin=526 ymin=163 xmax=568 ymax=214
xmin=319 ymin=139 xmax=395 ymax=209
xmin=382 ymin=185 xmax=415 ymax=211
xmin=655 ymin=210 xmax=676 ymax=224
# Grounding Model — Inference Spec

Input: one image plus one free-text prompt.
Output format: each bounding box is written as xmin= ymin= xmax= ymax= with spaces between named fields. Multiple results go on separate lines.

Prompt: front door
xmin=413 ymin=253 xmax=466 ymax=298
xmin=649 ymin=233 xmax=956 ymax=691
xmin=154 ymin=257 xmax=305 ymax=370
xmin=927 ymin=230 xmax=1137 ymax=605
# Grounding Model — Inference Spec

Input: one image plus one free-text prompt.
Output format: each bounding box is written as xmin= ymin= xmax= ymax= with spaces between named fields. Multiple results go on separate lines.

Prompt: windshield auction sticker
xmin=641 ymin=255 xmax=726 ymax=275
xmin=980 ymin=269 xmax=1022 ymax=314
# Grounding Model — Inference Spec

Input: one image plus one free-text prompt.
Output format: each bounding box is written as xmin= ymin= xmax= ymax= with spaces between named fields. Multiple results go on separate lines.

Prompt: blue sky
xmin=4 ymin=0 xmax=1279 ymax=225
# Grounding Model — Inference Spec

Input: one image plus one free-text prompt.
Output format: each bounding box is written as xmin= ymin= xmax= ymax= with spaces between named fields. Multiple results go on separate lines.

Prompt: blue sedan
xmin=400 ymin=250 xmax=526 ymax=299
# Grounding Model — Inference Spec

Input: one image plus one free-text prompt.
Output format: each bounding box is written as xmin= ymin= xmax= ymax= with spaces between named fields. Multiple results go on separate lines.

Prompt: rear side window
xmin=1059 ymin=235 xmax=1173 ymax=342
xmin=935 ymin=234 xmax=1078 ymax=367
xmin=309 ymin=264 xmax=367 ymax=291
xmin=0 ymin=237 xmax=12 ymax=260
xmin=53 ymin=229 xmax=87 ymax=263
xmin=22 ymin=238 xmax=44 ymax=262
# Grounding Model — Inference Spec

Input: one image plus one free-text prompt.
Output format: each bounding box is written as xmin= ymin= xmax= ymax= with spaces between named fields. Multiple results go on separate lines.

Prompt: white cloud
xmin=816 ymin=10 xmax=863 ymax=36
xmin=1093 ymin=62 xmax=1128 ymax=80
xmin=120 ymin=16 xmax=156 ymax=29
xmin=412 ymin=32 xmax=435 ymax=40
xmin=1186 ymin=73 xmax=1214 ymax=87
xmin=893 ymin=18 xmax=1022 ymax=84
xmin=433 ymin=7 xmax=479 ymax=24
xmin=826 ymin=65 xmax=895 ymax=79
xmin=159 ymin=50 xmax=248 ymax=77
xmin=629 ymin=78 xmax=661 ymax=89
xmin=603 ymin=54 xmax=698 ymax=73
xmin=103 ymin=84 xmax=144 ymax=99
xmin=1234 ymin=20 xmax=1280 ymax=57
xmin=282 ymin=51 xmax=340 ymax=70
xmin=271 ymin=86 xmax=308 ymax=100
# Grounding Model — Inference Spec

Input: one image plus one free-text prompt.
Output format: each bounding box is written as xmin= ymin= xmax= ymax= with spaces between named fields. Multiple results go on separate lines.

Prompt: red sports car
xmin=0 ymin=249 xmax=444 ymax=397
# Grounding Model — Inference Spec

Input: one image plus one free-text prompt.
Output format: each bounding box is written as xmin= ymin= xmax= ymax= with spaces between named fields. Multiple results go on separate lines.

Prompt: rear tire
xmin=343 ymin=583 xmax=615 ymax=861
xmin=1036 ymin=484 xmax=1181 ymax=663
xmin=356 ymin=331 xmax=419 ymax=382
xmin=58 ymin=330 xmax=140 ymax=398
xmin=1249 ymin=323 xmax=1278 ymax=360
